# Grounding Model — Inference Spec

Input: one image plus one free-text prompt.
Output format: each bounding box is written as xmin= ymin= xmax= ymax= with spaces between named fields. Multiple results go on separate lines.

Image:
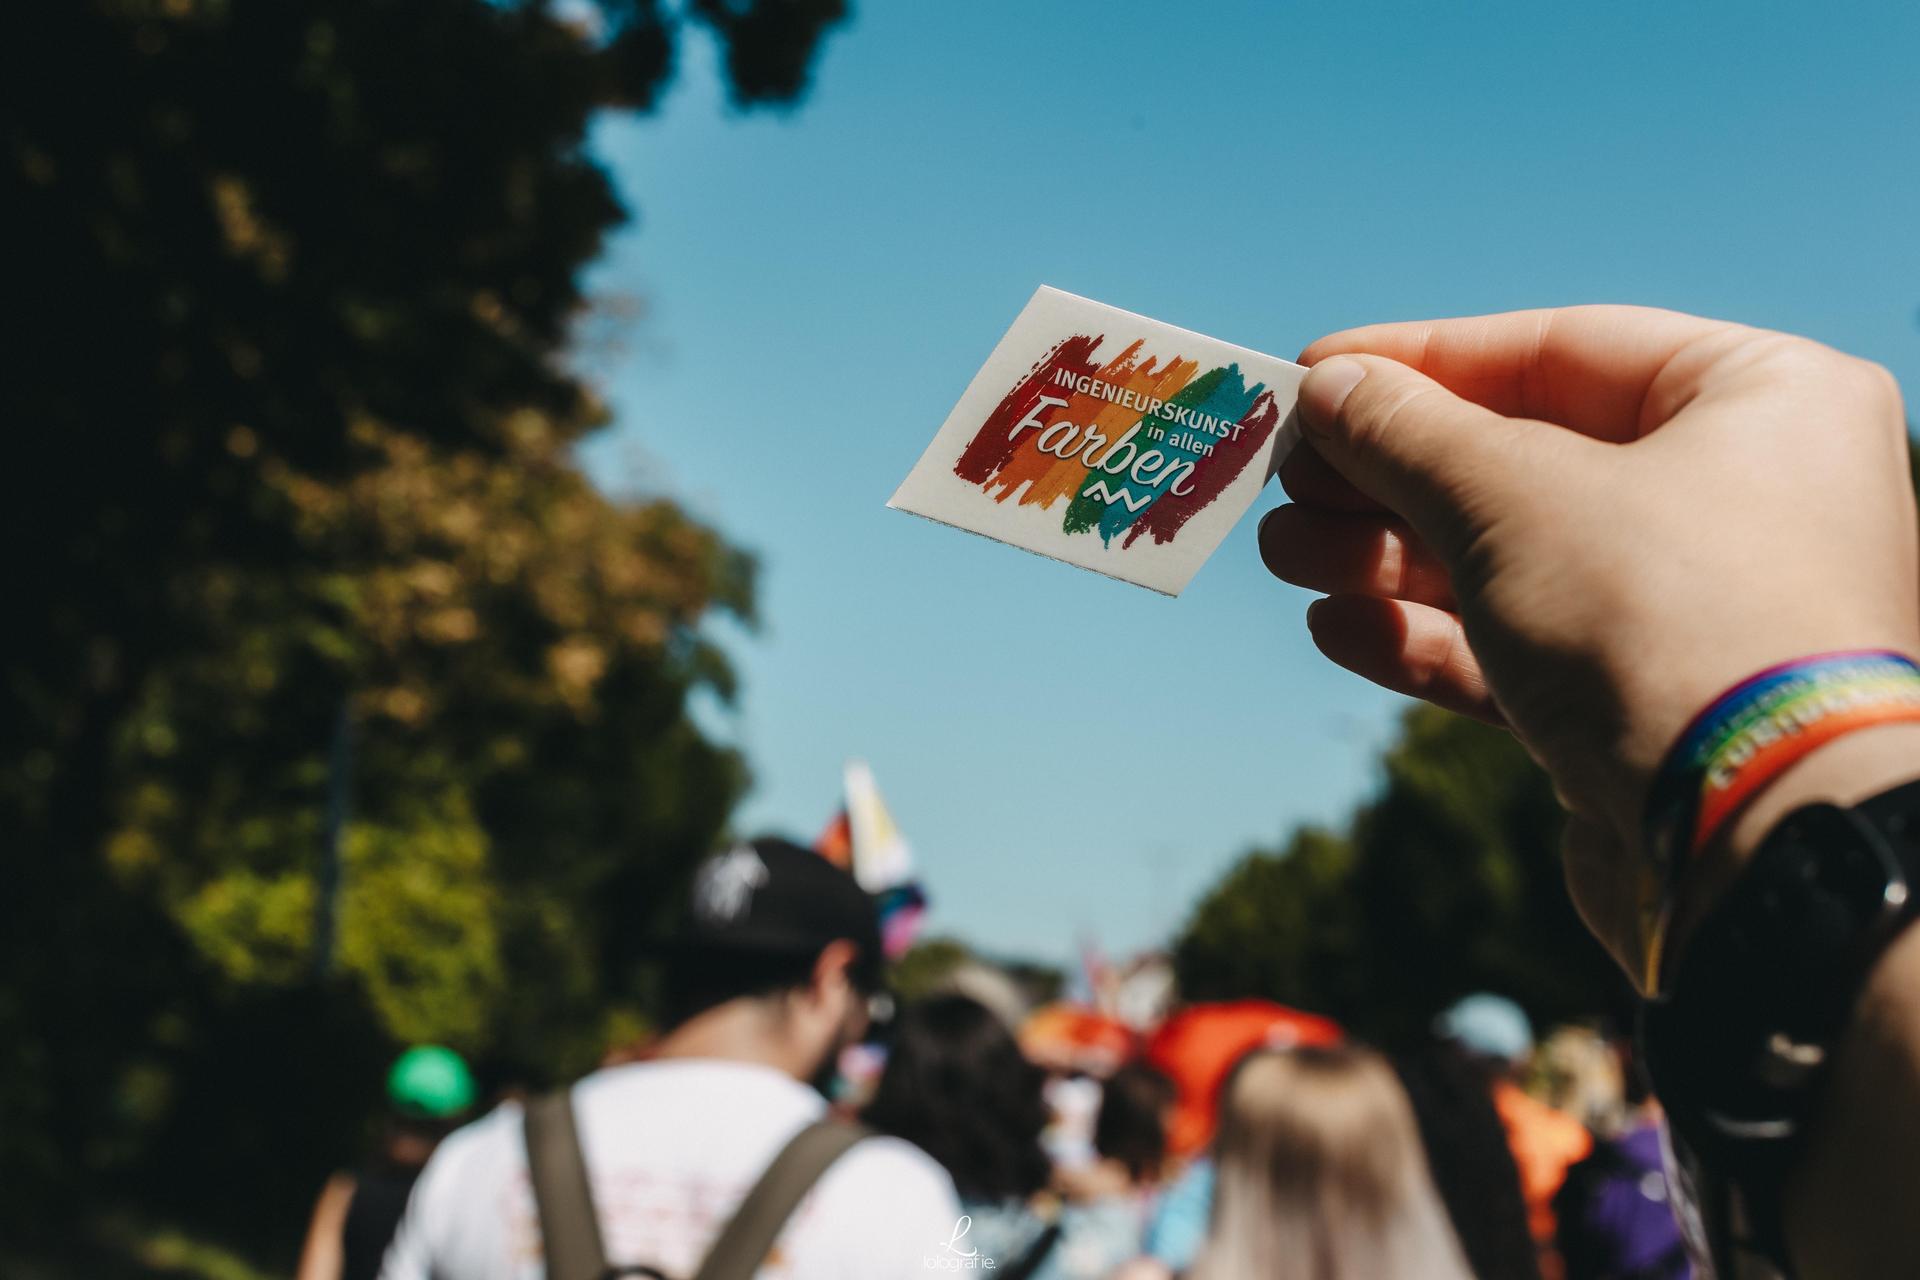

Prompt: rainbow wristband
xmin=1635 ymin=649 xmax=1920 ymax=994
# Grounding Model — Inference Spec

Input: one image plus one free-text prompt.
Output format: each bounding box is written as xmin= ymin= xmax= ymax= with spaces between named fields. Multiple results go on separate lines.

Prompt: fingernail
xmin=1299 ymin=357 xmax=1367 ymax=436
xmin=1255 ymin=507 xmax=1284 ymax=576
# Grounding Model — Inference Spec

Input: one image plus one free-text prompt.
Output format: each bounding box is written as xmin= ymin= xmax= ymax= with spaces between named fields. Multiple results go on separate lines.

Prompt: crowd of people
xmin=299 ymin=835 xmax=1689 ymax=1280
xmin=301 ymin=302 xmax=1920 ymax=1279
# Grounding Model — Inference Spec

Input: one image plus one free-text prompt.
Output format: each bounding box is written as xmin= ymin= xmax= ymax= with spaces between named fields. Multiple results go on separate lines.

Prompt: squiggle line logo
xmin=1079 ymin=479 xmax=1151 ymax=513
xmin=924 ymin=1215 xmax=997 ymax=1270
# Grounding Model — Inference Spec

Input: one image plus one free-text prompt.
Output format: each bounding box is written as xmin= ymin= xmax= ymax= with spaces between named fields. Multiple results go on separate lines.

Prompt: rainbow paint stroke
xmin=952 ymin=333 xmax=1282 ymax=550
xmin=890 ymin=286 xmax=1306 ymax=596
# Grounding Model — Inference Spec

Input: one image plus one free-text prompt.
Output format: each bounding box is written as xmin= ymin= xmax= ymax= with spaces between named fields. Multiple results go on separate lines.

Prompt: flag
xmin=844 ymin=759 xmax=912 ymax=893
xmin=814 ymin=808 xmax=853 ymax=871
xmin=814 ymin=760 xmax=927 ymax=960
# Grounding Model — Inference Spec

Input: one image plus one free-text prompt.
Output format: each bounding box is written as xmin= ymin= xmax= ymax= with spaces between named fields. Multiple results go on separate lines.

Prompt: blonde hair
xmin=1535 ymin=1024 xmax=1627 ymax=1137
xmin=1190 ymin=1045 xmax=1474 ymax=1280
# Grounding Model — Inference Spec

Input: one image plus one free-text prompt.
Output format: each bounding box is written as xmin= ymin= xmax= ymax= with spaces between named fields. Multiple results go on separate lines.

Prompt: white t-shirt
xmin=381 ymin=1058 xmax=960 ymax=1280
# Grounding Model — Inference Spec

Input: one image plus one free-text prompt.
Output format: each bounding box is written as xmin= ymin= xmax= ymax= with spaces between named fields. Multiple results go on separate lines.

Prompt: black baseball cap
xmin=664 ymin=836 xmax=886 ymax=992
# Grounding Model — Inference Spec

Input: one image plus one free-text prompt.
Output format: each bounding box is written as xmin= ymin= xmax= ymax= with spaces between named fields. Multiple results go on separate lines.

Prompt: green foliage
xmin=335 ymin=792 xmax=504 ymax=1049
xmin=891 ymin=936 xmax=976 ymax=1003
xmin=1175 ymin=707 xmax=1629 ymax=1047
xmin=3 ymin=0 xmax=846 ymax=1251
xmin=2 ymin=1213 xmax=286 ymax=1280
xmin=1174 ymin=826 xmax=1360 ymax=1012
xmin=890 ymin=937 xmax=1066 ymax=1013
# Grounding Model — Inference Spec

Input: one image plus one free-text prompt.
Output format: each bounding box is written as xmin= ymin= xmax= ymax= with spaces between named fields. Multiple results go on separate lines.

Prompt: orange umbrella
xmin=1144 ymin=1000 xmax=1343 ymax=1157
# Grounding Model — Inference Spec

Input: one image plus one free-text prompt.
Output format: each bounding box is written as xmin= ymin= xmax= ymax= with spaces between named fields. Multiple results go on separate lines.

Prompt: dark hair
xmin=863 ymin=994 xmax=1052 ymax=1201
xmin=658 ymin=947 xmax=825 ymax=1030
xmin=1393 ymin=1042 xmax=1543 ymax=1280
xmin=1094 ymin=1062 xmax=1175 ymax=1183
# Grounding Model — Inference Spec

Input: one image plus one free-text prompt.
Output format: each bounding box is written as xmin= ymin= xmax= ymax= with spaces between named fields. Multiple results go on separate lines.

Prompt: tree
xmin=891 ymin=936 xmax=1066 ymax=1012
xmin=892 ymin=936 xmax=977 ymax=1002
xmin=1174 ymin=827 xmax=1360 ymax=1012
xmin=1345 ymin=706 xmax=1628 ymax=1043
xmin=1174 ymin=707 xmax=1629 ymax=1048
xmin=3 ymin=0 xmax=845 ymax=1253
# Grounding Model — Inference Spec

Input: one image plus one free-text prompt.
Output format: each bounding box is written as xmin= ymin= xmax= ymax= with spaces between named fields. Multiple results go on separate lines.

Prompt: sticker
xmin=889 ymin=286 xmax=1306 ymax=596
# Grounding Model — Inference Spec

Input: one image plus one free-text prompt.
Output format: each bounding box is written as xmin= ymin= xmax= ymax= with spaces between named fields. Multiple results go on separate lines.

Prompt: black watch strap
xmin=1641 ymin=777 xmax=1920 ymax=1268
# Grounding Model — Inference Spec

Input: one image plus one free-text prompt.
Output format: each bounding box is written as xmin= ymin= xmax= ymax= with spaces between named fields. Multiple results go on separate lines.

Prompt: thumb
xmin=1295 ymin=354 xmax=1532 ymax=559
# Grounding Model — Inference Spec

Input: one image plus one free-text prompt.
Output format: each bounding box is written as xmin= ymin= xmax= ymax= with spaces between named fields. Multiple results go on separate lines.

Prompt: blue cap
xmin=1436 ymin=993 xmax=1533 ymax=1063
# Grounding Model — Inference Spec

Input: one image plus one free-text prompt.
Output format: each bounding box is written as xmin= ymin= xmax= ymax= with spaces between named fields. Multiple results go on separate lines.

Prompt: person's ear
xmin=809 ymin=938 xmax=860 ymax=1007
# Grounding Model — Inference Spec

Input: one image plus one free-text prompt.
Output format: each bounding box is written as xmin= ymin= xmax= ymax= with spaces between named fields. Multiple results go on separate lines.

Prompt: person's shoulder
xmin=413 ymin=1097 xmax=528 ymax=1203
xmin=822 ymin=1131 xmax=959 ymax=1209
xmin=381 ymin=1101 xmax=527 ymax=1280
xmin=844 ymin=1131 xmax=955 ymax=1185
xmin=574 ymin=1058 xmax=818 ymax=1119
xmin=448 ymin=1095 xmax=527 ymax=1154
xmin=795 ymin=1133 xmax=960 ymax=1279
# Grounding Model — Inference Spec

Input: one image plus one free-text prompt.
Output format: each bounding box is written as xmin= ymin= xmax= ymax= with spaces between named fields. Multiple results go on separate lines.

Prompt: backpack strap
xmin=524 ymin=1090 xmax=612 ymax=1280
xmin=688 ymin=1120 xmax=871 ymax=1280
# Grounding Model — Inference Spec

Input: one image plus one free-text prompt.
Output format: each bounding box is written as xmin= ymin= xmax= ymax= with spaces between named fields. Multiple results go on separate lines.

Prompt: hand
xmin=1259 ymin=306 xmax=1918 ymax=973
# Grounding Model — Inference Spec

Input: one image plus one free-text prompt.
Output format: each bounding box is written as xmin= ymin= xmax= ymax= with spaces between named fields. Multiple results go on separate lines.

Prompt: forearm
xmin=295 ymin=1174 xmax=354 ymax=1280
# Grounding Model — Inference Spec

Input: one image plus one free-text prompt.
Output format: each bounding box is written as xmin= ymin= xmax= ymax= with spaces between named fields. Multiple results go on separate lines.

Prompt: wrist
xmin=1664 ymin=722 xmax=1920 ymax=973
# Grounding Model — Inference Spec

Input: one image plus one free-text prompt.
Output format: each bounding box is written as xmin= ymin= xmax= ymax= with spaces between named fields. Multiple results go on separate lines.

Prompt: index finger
xmin=1300 ymin=305 xmax=1744 ymax=442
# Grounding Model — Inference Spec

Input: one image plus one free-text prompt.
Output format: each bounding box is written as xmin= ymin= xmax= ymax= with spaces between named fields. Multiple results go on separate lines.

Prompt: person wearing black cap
xmin=382 ymin=838 xmax=961 ymax=1280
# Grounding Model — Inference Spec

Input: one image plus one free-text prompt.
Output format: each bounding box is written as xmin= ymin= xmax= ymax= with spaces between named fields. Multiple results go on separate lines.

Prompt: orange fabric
xmin=1019 ymin=1004 xmax=1135 ymax=1075
xmin=813 ymin=809 xmax=853 ymax=869
xmin=1143 ymin=1000 xmax=1343 ymax=1157
xmin=1493 ymin=1078 xmax=1592 ymax=1272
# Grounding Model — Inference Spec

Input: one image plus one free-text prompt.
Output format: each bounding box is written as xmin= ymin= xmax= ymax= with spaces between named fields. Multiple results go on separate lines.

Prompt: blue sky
xmin=575 ymin=0 xmax=1920 ymax=964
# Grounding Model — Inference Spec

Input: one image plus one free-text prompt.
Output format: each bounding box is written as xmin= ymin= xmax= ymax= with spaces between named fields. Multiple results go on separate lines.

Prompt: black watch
xmin=1640 ymin=778 xmax=1920 ymax=1272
